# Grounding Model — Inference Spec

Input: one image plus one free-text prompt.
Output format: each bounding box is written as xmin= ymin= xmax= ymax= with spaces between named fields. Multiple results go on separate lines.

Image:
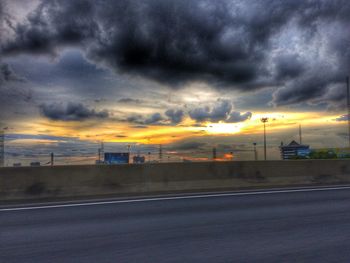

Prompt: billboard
xmin=104 ymin=152 xmax=129 ymax=164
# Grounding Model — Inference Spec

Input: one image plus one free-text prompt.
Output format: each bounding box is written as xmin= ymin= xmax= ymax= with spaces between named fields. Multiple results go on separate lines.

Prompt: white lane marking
xmin=2 ymin=185 xmax=350 ymax=212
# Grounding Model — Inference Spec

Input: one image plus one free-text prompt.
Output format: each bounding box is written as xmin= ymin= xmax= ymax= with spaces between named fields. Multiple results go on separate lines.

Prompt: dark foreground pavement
xmin=2 ymin=187 xmax=350 ymax=262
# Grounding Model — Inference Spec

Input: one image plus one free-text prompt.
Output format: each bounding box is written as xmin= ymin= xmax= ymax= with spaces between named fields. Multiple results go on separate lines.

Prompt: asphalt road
xmin=2 ymin=187 xmax=350 ymax=262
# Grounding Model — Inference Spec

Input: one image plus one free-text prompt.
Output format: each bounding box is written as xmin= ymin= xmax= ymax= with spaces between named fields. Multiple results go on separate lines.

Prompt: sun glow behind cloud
xmin=201 ymin=123 xmax=244 ymax=134
xmin=8 ymin=111 xmax=345 ymax=147
xmin=192 ymin=111 xmax=346 ymax=137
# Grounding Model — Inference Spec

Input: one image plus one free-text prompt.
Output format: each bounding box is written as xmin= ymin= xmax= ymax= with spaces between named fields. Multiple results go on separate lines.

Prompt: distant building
xmin=280 ymin=140 xmax=310 ymax=160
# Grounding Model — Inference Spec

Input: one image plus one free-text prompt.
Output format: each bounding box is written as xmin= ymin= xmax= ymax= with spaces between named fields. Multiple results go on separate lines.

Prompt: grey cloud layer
xmin=125 ymin=100 xmax=251 ymax=125
xmin=0 ymin=63 xmax=24 ymax=85
xmin=1 ymin=0 xmax=350 ymax=107
xmin=126 ymin=112 xmax=166 ymax=125
xmin=189 ymin=100 xmax=251 ymax=123
xmin=335 ymin=114 xmax=349 ymax=122
xmin=40 ymin=102 xmax=109 ymax=121
xmin=165 ymin=109 xmax=185 ymax=125
xmin=0 ymin=63 xmax=32 ymax=121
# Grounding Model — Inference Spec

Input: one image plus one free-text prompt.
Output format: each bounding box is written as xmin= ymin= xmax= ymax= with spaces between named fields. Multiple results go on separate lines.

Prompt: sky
xmin=0 ymin=0 xmax=350 ymax=165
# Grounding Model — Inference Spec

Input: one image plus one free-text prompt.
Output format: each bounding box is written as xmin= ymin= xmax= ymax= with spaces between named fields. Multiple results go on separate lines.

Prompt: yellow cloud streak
xmin=10 ymin=111 xmax=346 ymax=144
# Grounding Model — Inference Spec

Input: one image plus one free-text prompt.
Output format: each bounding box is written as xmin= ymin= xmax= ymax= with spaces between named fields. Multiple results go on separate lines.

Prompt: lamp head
xmin=260 ymin=117 xmax=269 ymax=123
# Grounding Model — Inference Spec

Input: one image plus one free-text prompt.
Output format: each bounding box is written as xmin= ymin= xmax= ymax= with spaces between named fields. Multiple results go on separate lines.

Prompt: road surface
xmin=2 ymin=186 xmax=350 ymax=262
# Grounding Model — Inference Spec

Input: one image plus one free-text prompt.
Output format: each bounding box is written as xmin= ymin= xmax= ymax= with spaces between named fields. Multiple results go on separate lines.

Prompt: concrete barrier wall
xmin=1 ymin=160 xmax=350 ymax=202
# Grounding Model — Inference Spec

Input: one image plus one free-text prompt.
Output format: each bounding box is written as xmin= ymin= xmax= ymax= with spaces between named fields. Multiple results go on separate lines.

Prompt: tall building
xmin=280 ymin=140 xmax=310 ymax=160
xmin=0 ymin=131 xmax=4 ymax=167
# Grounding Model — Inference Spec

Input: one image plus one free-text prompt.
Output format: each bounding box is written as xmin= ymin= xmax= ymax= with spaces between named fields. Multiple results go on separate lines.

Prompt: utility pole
xmin=299 ymin=124 xmax=302 ymax=145
xmin=212 ymin=147 xmax=217 ymax=160
xmin=347 ymin=76 xmax=350 ymax=149
xmin=261 ymin=118 xmax=268 ymax=161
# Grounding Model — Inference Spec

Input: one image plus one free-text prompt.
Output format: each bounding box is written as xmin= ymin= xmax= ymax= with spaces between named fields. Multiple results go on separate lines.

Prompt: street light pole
xmin=261 ymin=118 xmax=269 ymax=161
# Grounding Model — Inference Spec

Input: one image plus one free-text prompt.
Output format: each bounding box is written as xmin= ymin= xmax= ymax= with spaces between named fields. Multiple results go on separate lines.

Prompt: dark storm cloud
xmin=0 ymin=1 xmax=8 ymax=39
xmin=144 ymin=113 xmax=163 ymax=125
xmin=271 ymin=11 xmax=350 ymax=106
xmin=40 ymin=102 xmax=109 ymax=121
xmin=1 ymin=0 xmax=98 ymax=55
xmin=125 ymin=112 xmax=164 ymax=125
xmin=2 ymin=0 xmax=350 ymax=107
xmin=335 ymin=114 xmax=348 ymax=122
xmin=0 ymin=63 xmax=31 ymax=118
xmin=271 ymin=68 xmax=342 ymax=106
xmin=118 ymin=98 xmax=142 ymax=104
xmin=124 ymin=101 xmax=251 ymax=125
xmin=165 ymin=109 xmax=185 ymax=125
xmin=125 ymin=108 xmax=184 ymax=126
xmin=0 ymin=1 xmax=3 ymax=21
xmin=189 ymin=100 xmax=232 ymax=122
xmin=1 ymin=0 xmax=261 ymax=87
xmin=0 ymin=63 xmax=24 ymax=84
xmin=226 ymin=111 xmax=252 ymax=123
xmin=0 ymin=1 xmax=302 ymax=86
xmin=188 ymin=99 xmax=251 ymax=123
xmin=126 ymin=115 xmax=143 ymax=124
xmin=275 ymin=55 xmax=304 ymax=81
